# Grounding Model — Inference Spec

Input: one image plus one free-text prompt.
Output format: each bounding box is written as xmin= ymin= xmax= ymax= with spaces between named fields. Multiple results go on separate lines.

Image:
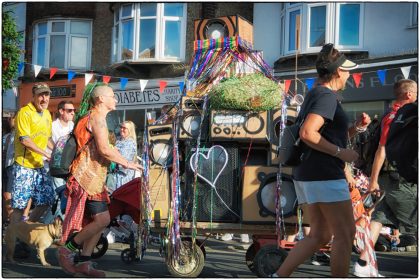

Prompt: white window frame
xmin=112 ymin=3 xmax=187 ymax=64
xmin=282 ymin=3 xmax=364 ymax=56
xmin=334 ymin=3 xmax=364 ymax=50
xmin=284 ymin=4 xmax=302 ymax=55
xmin=305 ymin=3 xmax=330 ymax=53
xmin=32 ymin=18 xmax=92 ymax=70
xmin=409 ymin=2 xmax=418 ymax=27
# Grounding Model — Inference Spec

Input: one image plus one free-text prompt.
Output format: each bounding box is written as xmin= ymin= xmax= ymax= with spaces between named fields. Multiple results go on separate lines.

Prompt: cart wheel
xmin=121 ymin=248 xmax=135 ymax=264
xmin=254 ymin=245 xmax=288 ymax=277
xmin=91 ymin=235 xmax=109 ymax=259
xmin=167 ymin=241 xmax=205 ymax=278
xmin=245 ymin=243 xmax=257 ymax=273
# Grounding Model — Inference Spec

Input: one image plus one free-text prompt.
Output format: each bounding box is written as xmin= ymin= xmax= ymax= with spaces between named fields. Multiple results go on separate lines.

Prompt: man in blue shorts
xmin=10 ymin=83 xmax=55 ymax=225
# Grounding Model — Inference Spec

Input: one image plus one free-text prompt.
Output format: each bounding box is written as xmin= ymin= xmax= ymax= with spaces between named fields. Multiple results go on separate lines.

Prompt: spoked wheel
xmin=121 ymin=248 xmax=135 ymax=264
xmin=91 ymin=235 xmax=109 ymax=259
xmin=166 ymin=240 xmax=205 ymax=278
xmin=254 ymin=245 xmax=288 ymax=277
xmin=245 ymin=243 xmax=257 ymax=273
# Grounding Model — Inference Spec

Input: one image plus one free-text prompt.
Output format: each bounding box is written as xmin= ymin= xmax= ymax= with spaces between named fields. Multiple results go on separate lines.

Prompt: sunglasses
xmin=120 ymin=126 xmax=128 ymax=130
xmin=64 ymin=109 xmax=76 ymax=113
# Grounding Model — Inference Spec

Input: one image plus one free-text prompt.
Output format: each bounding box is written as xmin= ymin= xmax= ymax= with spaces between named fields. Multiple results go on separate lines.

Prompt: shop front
xmin=108 ymin=77 xmax=184 ymax=143
xmin=275 ymin=58 xmax=418 ymax=121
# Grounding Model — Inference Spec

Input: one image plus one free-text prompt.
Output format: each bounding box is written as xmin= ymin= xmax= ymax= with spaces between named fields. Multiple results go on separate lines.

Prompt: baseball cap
xmin=32 ymin=82 xmax=52 ymax=95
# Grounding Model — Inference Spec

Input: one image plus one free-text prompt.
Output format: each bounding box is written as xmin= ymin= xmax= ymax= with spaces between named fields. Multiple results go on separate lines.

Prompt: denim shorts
xmin=86 ymin=200 xmax=108 ymax=216
xmin=11 ymin=163 xmax=55 ymax=210
xmin=293 ymin=179 xmax=350 ymax=205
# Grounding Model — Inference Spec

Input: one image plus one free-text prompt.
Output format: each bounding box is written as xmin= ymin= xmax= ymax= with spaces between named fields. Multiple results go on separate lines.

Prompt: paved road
xmin=2 ymin=237 xmax=418 ymax=277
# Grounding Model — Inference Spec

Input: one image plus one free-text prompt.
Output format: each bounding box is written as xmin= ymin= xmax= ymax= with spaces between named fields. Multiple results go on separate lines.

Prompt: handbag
xmin=277 ymin=120 xmax=307 ymax=166
xmin=106 ymin=172 xmax=117 ymax=193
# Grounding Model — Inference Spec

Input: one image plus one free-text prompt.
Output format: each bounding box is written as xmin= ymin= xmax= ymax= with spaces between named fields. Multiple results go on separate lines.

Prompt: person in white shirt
xmin=42 ymin=101 xmax=75 ymax=223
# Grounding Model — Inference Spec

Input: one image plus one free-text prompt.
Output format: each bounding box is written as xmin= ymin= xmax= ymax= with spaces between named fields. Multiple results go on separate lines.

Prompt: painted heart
xmin=190 ymin=145 xmax=228 ymax=187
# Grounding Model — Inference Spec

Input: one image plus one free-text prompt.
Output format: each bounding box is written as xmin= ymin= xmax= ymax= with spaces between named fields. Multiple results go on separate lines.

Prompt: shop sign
xmin=50 ymin=84 xmax=76 ymax=98
xmin=114 ymin=86 xmax=182 ymax=106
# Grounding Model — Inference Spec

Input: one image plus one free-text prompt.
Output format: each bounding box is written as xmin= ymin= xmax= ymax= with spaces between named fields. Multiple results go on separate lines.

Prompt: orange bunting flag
xmin=50 ymin=68 xmax=58 ymax=79
xmin=352 ymin=73 xmax=363 ymax=88
xmin=284 ymin=79 xmax=291 ymax=93
xmin=103 ymin=75 xmax=111 ymax=84
xmin=159 ymin=80 xmax=168 ymax=93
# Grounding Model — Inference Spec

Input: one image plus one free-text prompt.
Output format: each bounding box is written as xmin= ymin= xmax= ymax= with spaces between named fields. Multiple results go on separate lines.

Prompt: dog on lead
xmin=5 ymin=217 xmax=62 ymax=266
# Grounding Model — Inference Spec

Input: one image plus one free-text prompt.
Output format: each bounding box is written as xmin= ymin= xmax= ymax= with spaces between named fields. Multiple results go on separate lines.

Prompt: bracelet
xmin=333 ymin=146 xmax=341 ymax=157
xmin=353 ymin=121 xmax=367 ymax=133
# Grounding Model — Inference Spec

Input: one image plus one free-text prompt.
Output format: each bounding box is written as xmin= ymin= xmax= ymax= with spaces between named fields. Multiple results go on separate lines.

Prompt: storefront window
xmin=342 ymin=101 xmax=386 ymax=123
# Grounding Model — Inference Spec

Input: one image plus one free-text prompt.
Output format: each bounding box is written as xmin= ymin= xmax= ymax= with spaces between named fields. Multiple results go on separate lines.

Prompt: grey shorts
xmin=294 ymin=179 xmax=350 ymax=205
xmin=371 ymin=173 xmax=417 ymax=235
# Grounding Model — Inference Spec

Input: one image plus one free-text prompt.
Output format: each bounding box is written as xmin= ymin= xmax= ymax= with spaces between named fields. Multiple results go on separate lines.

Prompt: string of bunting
xmin=16 ymin=61 xmax=414 ymax=99
xmin=16 ymin=61 xmax=185 ymax=94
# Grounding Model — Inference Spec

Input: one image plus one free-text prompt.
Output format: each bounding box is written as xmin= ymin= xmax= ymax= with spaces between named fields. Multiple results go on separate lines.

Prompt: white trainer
xmin=220 ymin=233 xmax=233 ymax=241
xmin=352 ymin=262 xmax=385 ymax=277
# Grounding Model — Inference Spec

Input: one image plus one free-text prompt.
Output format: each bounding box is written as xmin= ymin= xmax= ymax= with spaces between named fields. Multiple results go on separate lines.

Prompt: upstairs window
xmin=112 ymin=3 xmax=187 ymax=63
xmin=33 ymin=19 xmax=92 ymax=69
xmin=282 ymin=3 xmax=363 ymax=55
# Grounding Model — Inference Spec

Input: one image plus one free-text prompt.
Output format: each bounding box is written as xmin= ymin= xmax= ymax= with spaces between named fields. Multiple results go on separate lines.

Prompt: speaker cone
xmin=257 ymin=173 xmax=297 ymax=218
xmin=181 ymin=112 xmax=202 ymax=139
xmin=150 ymin=140 xmax=173 ymax=167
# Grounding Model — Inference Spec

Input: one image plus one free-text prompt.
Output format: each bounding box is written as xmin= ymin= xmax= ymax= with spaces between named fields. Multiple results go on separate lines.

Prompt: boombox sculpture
xmin=144 ymin=16 xmax=301 ymax=234
xmin=147 ymin=96 xmax=299 ymax=225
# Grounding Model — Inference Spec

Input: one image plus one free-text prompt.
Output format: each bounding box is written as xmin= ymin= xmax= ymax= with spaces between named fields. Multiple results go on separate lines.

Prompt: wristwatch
xmin=333 ymin=146 xmax=341 ymax=157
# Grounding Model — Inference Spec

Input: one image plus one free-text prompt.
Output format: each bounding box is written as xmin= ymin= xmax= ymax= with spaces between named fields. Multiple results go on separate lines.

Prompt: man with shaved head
xmin=57 ymin=84 xmax=142 ymax=277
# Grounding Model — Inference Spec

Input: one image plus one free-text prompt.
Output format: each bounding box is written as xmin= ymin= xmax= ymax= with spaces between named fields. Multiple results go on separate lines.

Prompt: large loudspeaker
xmin=149 ymin=167 xmax=170 ymax=227
xmin=210 ymin=110 xmax=269 ymax=142
xmin=268 ymin=107 xmax=298 ymax=165
xmin=241 ymin=166 xmax=297 ymax=224
xmin=147 ymin=124 xmax=173 ymax=167
xmin=181 ymin=143 xmax=240 ymax=222
xmin=178 ymin=97 xmax=209 ymax=141
xmin=194 ymin=15 xmax=253 ymax=45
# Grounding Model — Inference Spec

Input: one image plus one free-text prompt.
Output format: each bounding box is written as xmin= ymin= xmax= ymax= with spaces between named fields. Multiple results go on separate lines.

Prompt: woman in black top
xmin=272 ymin=44 xmax=371 ymax=277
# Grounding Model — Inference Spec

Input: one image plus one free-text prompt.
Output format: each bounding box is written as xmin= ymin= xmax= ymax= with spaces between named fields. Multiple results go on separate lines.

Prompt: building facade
xmin=15 ymin=2 xmax=253 ymax=140
xmin=254 ymin=2 xmax=418 ymax=121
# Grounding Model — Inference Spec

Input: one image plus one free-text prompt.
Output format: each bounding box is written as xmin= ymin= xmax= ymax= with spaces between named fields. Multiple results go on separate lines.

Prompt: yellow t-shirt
xmin=14 ymin=102 xmax=52 ymax=168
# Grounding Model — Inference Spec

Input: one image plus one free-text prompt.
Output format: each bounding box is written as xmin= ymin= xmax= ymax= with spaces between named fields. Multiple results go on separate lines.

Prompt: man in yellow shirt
xmin=10 ymin=83 xmax=55 ymax=224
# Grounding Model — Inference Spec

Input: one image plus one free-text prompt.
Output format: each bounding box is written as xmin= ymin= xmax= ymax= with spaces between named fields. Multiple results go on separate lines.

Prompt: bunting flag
xmin=50 ymin=68 xmax=58 ymax=79
xmin=400 ymin=66 xmax=411 ymax=79
xmin=103 ymin=75 xmax=111 ymax=84
xmin=352 ymin=73 xmax=363 ymax=88
xmin=68 ymin=71 xmax=76 ymax=83
xmin=305 ymin=78 xmax=315 ymax=90
xmin=85 ymin=73 xmax=94 ymax=85
xmin=376 ymin=70 xmax=386 ymax=85
xmin=18 ymin=62 xmax=24 ymax=74
xmin=159 ymin=80 xmax=168 ymax=93
xmin=120 ymin=78 xmax=128 ymax=90
xmin=284 ymin=79 xmax=291 ymax=93
xmin=139 ymin=79 xmax=148 ymax=93
xmin=178 ymin=81 xmax=185 ymax=93
xmin=33 ymin=64 xmax=42 ymax=78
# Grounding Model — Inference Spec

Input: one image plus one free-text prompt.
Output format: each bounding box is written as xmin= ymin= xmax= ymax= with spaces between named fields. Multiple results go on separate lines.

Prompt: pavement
xmin=2 ymin=235 xmax=418 ymax=278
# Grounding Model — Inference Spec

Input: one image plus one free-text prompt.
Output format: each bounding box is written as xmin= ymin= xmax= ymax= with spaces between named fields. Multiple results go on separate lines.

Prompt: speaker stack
xmin=268 ymin=107 xmax=298 ymax=165
xmin=194 ymin=15 xmax=253 ymax=46
xmin=178 ymin=96 xmax=209 ymax=141
xmin=147 ymin=124 xmax=173 ymax=168
xmin=181 ymin=143 xmax=240 ymax=222
xmin=149 ymin=167 xmax=170 ymax=227
xmin=241 ymin=166 xmax=297 ymax=224
xmin=210 ymin=110 xmax=269 ymax=143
